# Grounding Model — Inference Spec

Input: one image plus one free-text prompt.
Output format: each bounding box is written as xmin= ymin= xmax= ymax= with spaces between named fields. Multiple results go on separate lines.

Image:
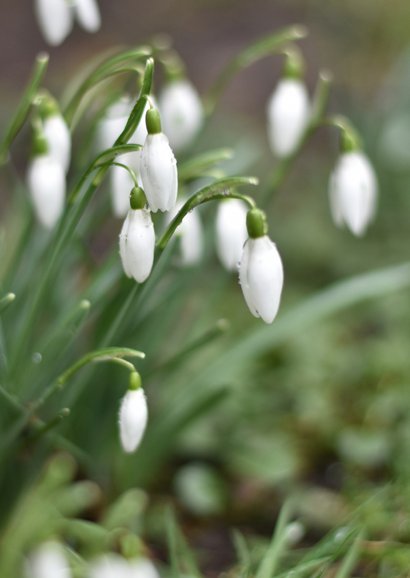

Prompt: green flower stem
xmin=321 ymin=114 xmax=362 ymax=151
xmin=260 ymin=70 xmax=332 ymax=205
xmin=0 ymin=53 xmax=49 ymax=165
xmin=28 ymin=408 xmax=70 ymax=442
xmin=63 ymin=47 xmax=151 ymax=126
xmin=157 ymin=176 xmax=258 ymax=251
xmin=2 ymin=348 xmax=145 ymax=449
xmin=204 ymin=25 xmax=307 ymax=115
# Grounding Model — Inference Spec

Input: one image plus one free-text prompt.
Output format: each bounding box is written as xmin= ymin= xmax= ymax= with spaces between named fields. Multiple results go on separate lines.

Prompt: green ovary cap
xmin=129 ymin=371 xmax=142 ymax=391
xmin=130 ymin=186 xmax=147 ymax=210
xmin=146 ymin=108 xmax=162 ymax=135
xmin=340 ymin=126 xmax=361 ymax=153
xmin=246 ymin=208 xmax=268 ymax=239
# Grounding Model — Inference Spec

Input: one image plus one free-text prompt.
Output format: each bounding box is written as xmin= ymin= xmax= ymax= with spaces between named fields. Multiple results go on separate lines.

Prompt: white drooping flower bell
xmin=239 ymin=208 xmax=284 ymax=324
xmin=25 ymin=541 xmax=71 ymax=578
xmin=266 ymin=53 xmax=310 ymax=158
xmin=159 ymin=78 xmax=204 ymax=152
xmin=215 ymin=198 xmax=248 ymax=271
xmin=128 ymin=558 xmax=161 ymax=578
xmin=139 ymin=109 xmax=178 ymax=213
xmin=27 ymin=130 xmax=66 ymax=230
xmin=73 ymin=0 xmax=101 ymax=33
xmin=119 ymin=187 xmax=155 ymax=283
xmin=35 ymin=0 xmax=73 ymax=46
xmin=119 ymin=372 xmax=148 ymax=454
xmin=166 ymin=198 xmax=203 ymax=266
xmin=329 ymin=149 xmax=377 ymax=237
xmin=39 ymin=93 xmax=71 ymax=173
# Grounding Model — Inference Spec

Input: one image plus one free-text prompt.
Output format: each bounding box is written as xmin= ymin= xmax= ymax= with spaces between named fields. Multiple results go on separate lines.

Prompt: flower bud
xmin=119 ymin=376 xmax=148 ymax=454
xmin=329 ymin=150 xmax=377 ymax=236
xmin=35 ymin=0 xmax=73 ymax=46
xmin=42 ymin=107 xmax=71 ymax=173
xmin=73 ymin=0 xmax=101 ymax=33
xmin=139 ymin=109 xmax=178 ymax=212
xmin=119 ymin=200 xmax=155 ymax=283
xmin=266 ymin=78 xmax=310 ymax=158
xmin=239 ymin=210 xmax=284 ymax=324
xmin=27 ymin=151 xmax=66 ymax=230
xmin=25 ymin=541 xmax=71 ymax=578
xmin=215 ymin=198 xmax=248 ymax=271
xmin=159 ymin=79 xmax=203 ymax=152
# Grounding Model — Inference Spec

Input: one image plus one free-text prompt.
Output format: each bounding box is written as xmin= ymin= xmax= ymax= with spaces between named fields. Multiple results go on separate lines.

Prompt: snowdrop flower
xmin=267 ymin=78 xmax=310 ymax=157
xmin=25 ymin=541 xmax=71 ymax=578
xmin=119 ymin=372 xmax=148 ymax=453
xmin=27 ymin=132 xmax=66 ymax=230
xmin=215 ymin=198 xmax=248 ymax=271
xmin=329 ymin=150 xmax=377 ymax=236
xmin=35 ymin=0 xmax=73 ymax=46
xmin=159 ymin=79 xmax=203 ymax=152
xmin=239 ymin=208 xmax=284 ymax=324
xmin=39 ymin=93 xmax=71 ymax=173
xmin=119 ymin=187 xmax=155 ymax=283
xmin=139 ymin=109 xmax=178 ymax=212
xmin=73 ymin=0 xmax=101 ymax=33
xmin=166 ymin=199 xmax=203 ymax=266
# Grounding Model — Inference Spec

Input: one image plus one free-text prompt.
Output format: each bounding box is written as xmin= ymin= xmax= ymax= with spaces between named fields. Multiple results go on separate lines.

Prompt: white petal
xmin=119 ymin=210 xmax=155 ymax=282
xmin=215 ymin=199 xmax=248 ymax=271
xmin=25 ymin=542 xmax=71 ymax=578
xmin=119 ymin=389 xmax=148 ymax=453
xmin=159 ymin=80 xmax=203 ymax=152
xmin=27 ymin=156 xmax=66 ymax=229
xmin=239 ymin=240 xmax=258 ymax=318
xmin=239 ymin=237 xmax=284 ymax=324
xmin=119 ymin=213 xmax=132 ymax=277
xmin=74 ymin=0 xmax=101 ymax=32
xmin=329 ymin=151 xmax=377 ymax=236
xmin=35 ymin=0 xmax=73 ymax=46
xmin=88 ymin=555 xmax=131 ymax=578
xmin=165 ymin=199 xmax=203 ymax=266
xmin=139 ymin=134 xmax=178 ymax=213
xmin=43 ymin=115 xmax=71 ymax=173
xmin=267 ymin=79 xmax=310 ymax=158
xmin=128 ymin=558 xmax=161 ymax=578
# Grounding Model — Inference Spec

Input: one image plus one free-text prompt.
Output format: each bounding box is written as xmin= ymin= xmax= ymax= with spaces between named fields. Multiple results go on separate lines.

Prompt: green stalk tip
xmin=146 ymin=108 xmax=162 ymax=134
xmin=246 ymin=208 xmax=268 ymax=239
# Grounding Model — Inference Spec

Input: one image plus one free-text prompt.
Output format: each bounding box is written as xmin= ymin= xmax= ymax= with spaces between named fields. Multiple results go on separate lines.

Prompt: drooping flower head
xmin=119 ymin=372 xmax=148 ymax=453
xmin=27 ymin=126 xmax=66 ymax=230
xmin=38 ymin=92 xmax=71 ymax=173
xmin=267 ymin=50 xmax=310 ymax=158
xmin=159 ymin=78 xmax=203 ymax=152
xmin=239 ymin=208 xmax=284 ymax=324
xmin=139 ymin=108 xmax=178 ymax=213
xmin=119 ymin=187 xmax=155 ymax=283
xmin=329 ymin=130 xmax=377 ymax=237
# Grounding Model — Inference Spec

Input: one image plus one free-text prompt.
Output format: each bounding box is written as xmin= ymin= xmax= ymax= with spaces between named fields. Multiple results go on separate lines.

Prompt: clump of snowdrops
xmin=1 ymin=7 xmax=406 ymax=577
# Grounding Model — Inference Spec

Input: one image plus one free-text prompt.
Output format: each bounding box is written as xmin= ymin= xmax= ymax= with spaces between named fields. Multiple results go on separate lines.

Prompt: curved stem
xmin=63 ymin=48 xmax=150 ymax=126
xmin=0 ymin=53 xmax=49 ymax=164
xmin=205 ymin=25 xmax=307 ymax=115
xmin=157 ymin=176 xmax=258 ymax=250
